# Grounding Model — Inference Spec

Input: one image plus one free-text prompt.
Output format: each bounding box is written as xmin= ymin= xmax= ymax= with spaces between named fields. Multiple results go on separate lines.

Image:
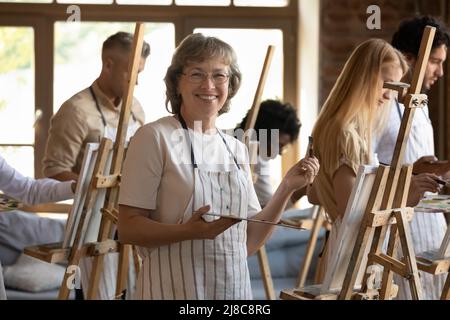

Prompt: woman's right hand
xmin=282 ymin=156 xmax=320 ymax=192
xmin=185 ymin=205 xmax=239 ymax=240
xmin=407 ymin=173 xmax=441 ymax=206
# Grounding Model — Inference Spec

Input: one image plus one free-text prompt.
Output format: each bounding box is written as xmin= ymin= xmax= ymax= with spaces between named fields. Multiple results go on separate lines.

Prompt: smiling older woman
xmin=118 ymin=33 xmax=319 ymax=300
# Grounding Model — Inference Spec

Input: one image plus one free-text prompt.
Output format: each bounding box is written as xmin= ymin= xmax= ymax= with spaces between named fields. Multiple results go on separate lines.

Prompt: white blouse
xmin=0 ymin=155 xmax=73 ymax=205
xmin=375 ymin=99 xmax=434 ymax=165
xmin=119 ymin=116 xmax=261 ymax=223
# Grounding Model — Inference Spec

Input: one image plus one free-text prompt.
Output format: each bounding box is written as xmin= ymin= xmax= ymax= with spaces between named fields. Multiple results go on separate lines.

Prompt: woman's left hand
xmin=283 ymin=156 xmax=320 ymax=192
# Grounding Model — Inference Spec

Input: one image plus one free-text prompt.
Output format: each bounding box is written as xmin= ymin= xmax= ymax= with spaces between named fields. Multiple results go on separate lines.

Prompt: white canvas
xmin=321 ymin=165 xmax=378 ymax=293
xmin=62 ymin=143 xmax=112 ymax=248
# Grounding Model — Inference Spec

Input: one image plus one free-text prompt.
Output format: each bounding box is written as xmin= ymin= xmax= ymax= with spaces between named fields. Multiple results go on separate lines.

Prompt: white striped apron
xmin=134 ymin=115 xmax=252 ymax=300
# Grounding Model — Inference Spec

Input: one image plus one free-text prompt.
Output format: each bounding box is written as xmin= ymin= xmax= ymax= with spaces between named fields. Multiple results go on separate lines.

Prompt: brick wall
xmin=319 ymin=0 xmax=448 ymax=158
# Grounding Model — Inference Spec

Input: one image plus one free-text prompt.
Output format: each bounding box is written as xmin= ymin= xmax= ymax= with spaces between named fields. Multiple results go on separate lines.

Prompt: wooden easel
xmin=82 ymin=22 xmax=145 ymax=301
xmin=25 ymin=22 xmax=146 ymax=300
xmin=281 ymin=26 xmax=436 ymax=300
xmin=244 ymin=45 xmax=277 ymax=300
xmin=282 ymin=165 xmax=382 ymax=299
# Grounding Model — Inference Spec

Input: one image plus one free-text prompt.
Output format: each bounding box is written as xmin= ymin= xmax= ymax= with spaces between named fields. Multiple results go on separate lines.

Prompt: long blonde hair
xmin=313 ymin=38 xmax=408 ymax=174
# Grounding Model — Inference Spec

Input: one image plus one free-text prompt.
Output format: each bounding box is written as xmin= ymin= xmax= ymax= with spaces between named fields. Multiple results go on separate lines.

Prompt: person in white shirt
xmin=1 ymin=155 xmax=74 ymax=206
xmin=374 ymin=16 xmax=450 ymax=300
xmin=0 ymin=154 xmax=75 ymax=299
xmin=235 ymin=99 xmax=303 ymax=208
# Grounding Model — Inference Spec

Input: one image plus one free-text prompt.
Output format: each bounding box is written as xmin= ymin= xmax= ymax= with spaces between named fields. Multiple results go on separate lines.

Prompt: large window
xmin=56 ymin=0 xmax=112 ymax=4
xmin=176 ymin=0 xmax=230 ymax=5
xmin=0 ymin=26 xmax=35 ymax=177
xmin=234 ymin=0 xmax=288 ymax=6
xmin=116 ymin=0 xmax=171 ymax=4
xmin=0 ymin=0 xmax=52 ymax=3
xmin=54 ymin=22 xmax=175 ymax=123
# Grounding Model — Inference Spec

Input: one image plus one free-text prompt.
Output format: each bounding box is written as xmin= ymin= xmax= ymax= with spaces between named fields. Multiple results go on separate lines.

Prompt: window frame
xmin=0 ymin=1 xmax=298 ymax=177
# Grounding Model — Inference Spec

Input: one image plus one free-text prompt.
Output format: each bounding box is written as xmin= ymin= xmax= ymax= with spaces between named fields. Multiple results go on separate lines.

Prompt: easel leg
xmin=379 ymin=224 xmax=399 ymax=299
xmin=87 ymin=219 xmax=116 ymax=300
xmin=394 ymin=210 xmax=423 ymax=300
xmin=296 ymin=206 xmax=324 ymax=288
xmin=86 ymin=254 xmax=105 ymax=299
xmin=313 ymin=234 xmax=328 ymax=284
xmin=378 ymin=165 xmax=410 ymax=299
xmin=441 ymin=272 xmax=450 ymax=300
xmin=359 ymin=225 xmax=387 ymax=293
xmin=116 ymin=243 xmax=131 ymax=299
xmin=257 ymin=246 xmax=275 ymax=300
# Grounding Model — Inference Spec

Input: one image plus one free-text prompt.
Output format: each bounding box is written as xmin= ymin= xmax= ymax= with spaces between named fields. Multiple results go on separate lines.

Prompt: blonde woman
xmin=307 ymin=39 xmax=441 ymax=288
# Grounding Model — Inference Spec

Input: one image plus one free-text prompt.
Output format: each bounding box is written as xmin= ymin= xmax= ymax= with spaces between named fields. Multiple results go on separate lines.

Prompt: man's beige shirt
xmin=43 ymin=80 xmax=145 ymax=177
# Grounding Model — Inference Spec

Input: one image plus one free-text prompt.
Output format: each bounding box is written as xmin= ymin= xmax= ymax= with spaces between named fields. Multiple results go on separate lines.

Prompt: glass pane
xmin=0 ymin=0 xmax=51 ymax=3
xmin=117 ymin=0 xmax=171 ymax=4
xmin=0 ymin=146 xmax=34 ymax=178
xmin=0 ymin=27 xmax=35 ymax=146
xmin=57 ymin=0 xmax=112 ymax=3
xmin=54 ymin=22 xmax=175 ymax=124
xmin=176 ymin=0 xmax=230 ymax=6
xmin=234 ymin=0 xmax=288 ymax=6
xmin=194 ymin=28 xmax=283 ymax=186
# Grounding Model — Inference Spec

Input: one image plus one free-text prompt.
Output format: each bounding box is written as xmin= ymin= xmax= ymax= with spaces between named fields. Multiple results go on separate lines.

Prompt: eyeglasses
xmin=181 ymin=71 xmax=230 ymax=85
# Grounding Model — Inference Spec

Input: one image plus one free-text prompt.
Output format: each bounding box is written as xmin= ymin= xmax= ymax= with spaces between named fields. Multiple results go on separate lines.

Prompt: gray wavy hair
xmin=164 ymin=33 xmax=242 ymax=115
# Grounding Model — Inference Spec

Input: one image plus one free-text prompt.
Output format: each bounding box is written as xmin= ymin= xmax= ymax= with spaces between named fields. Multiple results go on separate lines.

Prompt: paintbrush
xmin=202 ymin=213 xmax=306 ymax=230
xmin=306 ymin=136 xmax=314 ymax=157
